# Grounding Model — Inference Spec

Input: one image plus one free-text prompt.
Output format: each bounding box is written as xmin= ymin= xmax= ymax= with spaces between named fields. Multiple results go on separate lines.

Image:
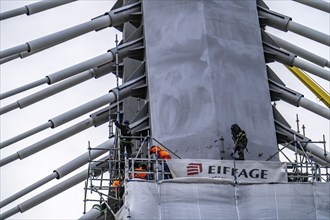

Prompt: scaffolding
xmin=82 ymin=130 xmax=179 ymax=218
xmin=284 ymin=138 xmax=330 ymax=182
xmin=81 ymin=106 xmax=330 ymax=219
xmin=82 ymin=129 xmax=330 ymax=219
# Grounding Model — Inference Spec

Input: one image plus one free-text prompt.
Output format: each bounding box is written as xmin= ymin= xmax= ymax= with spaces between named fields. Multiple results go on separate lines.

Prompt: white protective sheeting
xmin=116 ymin=180 xmax=330 ymax=220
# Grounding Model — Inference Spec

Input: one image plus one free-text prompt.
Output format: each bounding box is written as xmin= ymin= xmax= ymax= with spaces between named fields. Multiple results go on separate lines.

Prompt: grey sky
xmin=0 ymin=0 xmax=329 ymax=219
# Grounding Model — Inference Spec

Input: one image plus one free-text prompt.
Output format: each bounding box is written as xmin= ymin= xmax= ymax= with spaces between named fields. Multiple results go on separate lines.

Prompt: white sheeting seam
xmin=273 ymin=184 xmax=279 ymax=220
xmin=195 ymin=184 xmax=202 ymax=220
xmin=235 ymin=185 xmax=240 ymax=220
xmin=312 ymin=183 xmax=318 ymax=220
xmin=157 ymin=182 xmax=162 ymax=220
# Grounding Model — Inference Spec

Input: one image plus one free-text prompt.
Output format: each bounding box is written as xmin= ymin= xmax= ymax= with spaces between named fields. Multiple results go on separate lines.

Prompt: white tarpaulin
xmin=116 ymin=181 xmax=330 ymax=220
xmin=166 ymin=159 xmax=287 ymax=183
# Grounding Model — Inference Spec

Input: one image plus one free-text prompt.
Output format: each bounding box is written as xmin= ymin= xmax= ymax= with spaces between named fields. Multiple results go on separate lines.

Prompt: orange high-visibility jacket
xmin=134 ymin=166 xmax=147 ymax=179
xmin=150 ymin=146 xmax=171 ymax=159
xmin=111 ymin=180 xmax=122 ymax=191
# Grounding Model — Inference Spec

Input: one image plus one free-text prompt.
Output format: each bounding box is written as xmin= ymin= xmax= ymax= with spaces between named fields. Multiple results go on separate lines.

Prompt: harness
xmin=234 ymin=131 xmax=248 ymax=152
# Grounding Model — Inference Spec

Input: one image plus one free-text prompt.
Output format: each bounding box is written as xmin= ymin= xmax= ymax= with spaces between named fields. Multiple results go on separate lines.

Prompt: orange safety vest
xmin=150 ymin=146 xmax=171 ymax=159
xmin=134 ymin=167 xmax=147 ymax=179
xmin=111 ymin=180 xmax=122 ymax=191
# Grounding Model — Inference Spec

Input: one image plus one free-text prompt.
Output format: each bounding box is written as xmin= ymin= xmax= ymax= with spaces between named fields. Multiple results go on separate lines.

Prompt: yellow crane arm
xmin=286 ymin=65 xmax=330 ymax=108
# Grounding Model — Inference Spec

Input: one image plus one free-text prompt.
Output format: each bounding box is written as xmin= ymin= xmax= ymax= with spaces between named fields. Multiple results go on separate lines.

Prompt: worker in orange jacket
xmin=111 ymin=179 xmax=123 ymax=194
xmin=110 ymin=179 xmax=123 ymax=212
xmin=112 ymin=179 xmax=122 ymax=189
xmin=150 ymin=145 xmax=172 ymax=179
xmin=133 ymin=164 xmax=147 ymax=179
xmin=150 ymin=145 xmax=172 ymax=159
xmin=111 ymin=179 xmax=123 ymax=198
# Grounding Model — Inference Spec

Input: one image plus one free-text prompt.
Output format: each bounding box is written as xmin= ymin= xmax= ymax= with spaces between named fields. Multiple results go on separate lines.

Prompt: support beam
xmin=293 ymin=0 xmax=330 ymax=14
xmin=258 ymin=6 xmax=330 ymax=46
xmin=280 ymin=89 xmax=330 ymax=119
xmin=0 ymin=170 xmax=88 ymax=220
xmin=268 ymin=33 xmax=330 ymax=68
xmin=0 ymin=2 xmax=141 ymax=59
xmin=286 ymin=66 xmax=330 ymax=108
xmin=0 ymin=173 xmax=58 ymax=209
xmin=263 ymin=42 xmax=330 ymax=81
xmin=0 ymin=118 xmax=94 ymax=167
xmin=282 ymin=143 xmax=329 ymax=166
xmin=275 ymin=123 xmax=330 ymax=163
xmin=0 ymin=38 xmax=142 ymax=101
xmin=0 ymin=76 xmax=145 ymax=165
xmin=79 ymin=204 xmax=105 ymax=220
xmin=0 ymin=61 xmax=115 ymax=115
xmin=0 ymin=78 xmax=48 ymax=101
xmin=292 ymin=58 xmax=330 ymax=81
xmin=0 ymin=122 xmax=53 ymax=149
xmin=269 ymin=81 xmax=330 ymax=120
xmin=0 ymin=0 xmax=77 ymax=21
xmin=0 ymin=156 xmax=110 ymax=220
xmin=287 ymin=21 xmax=330 ymax=46
xmin=0 ymin=138 xmax=114 ymax=208
xmin=0 ymin=52 xmax=113 ymax=101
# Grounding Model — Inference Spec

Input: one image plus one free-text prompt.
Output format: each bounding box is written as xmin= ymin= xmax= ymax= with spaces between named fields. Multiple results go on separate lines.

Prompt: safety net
xmin=115 ymin=179 xmax=330 ymax=220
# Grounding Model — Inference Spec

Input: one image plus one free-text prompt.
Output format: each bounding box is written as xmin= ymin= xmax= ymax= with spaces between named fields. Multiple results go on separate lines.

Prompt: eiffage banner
xmin=166 ymin=159 xmax=287 ymax=183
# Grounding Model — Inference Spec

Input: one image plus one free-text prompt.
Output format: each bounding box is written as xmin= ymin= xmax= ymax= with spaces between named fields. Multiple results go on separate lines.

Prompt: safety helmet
xmin=123 ymin=120 xmax=130 ymax=125
xmin=150 ymin=145 xmax=162 ymax=154
xmin=231 ymin=124 xmax=241 ymax=134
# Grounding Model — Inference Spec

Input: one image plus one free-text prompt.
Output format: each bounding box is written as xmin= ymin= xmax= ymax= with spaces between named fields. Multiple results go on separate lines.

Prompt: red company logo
xmin=187 ymin=163 xmax=203 ymax=176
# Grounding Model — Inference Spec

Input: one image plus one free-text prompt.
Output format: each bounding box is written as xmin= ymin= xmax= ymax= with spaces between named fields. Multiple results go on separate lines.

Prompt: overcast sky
xmin=0 ymin=0 xmax=329 ymax=219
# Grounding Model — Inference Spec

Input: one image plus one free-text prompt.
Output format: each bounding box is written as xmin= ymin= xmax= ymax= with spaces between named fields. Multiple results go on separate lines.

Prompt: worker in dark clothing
xmin=230 ymin=124 xmax=248 ymax=160
xmin=115 ymin=120 xmax=133 ymax=159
